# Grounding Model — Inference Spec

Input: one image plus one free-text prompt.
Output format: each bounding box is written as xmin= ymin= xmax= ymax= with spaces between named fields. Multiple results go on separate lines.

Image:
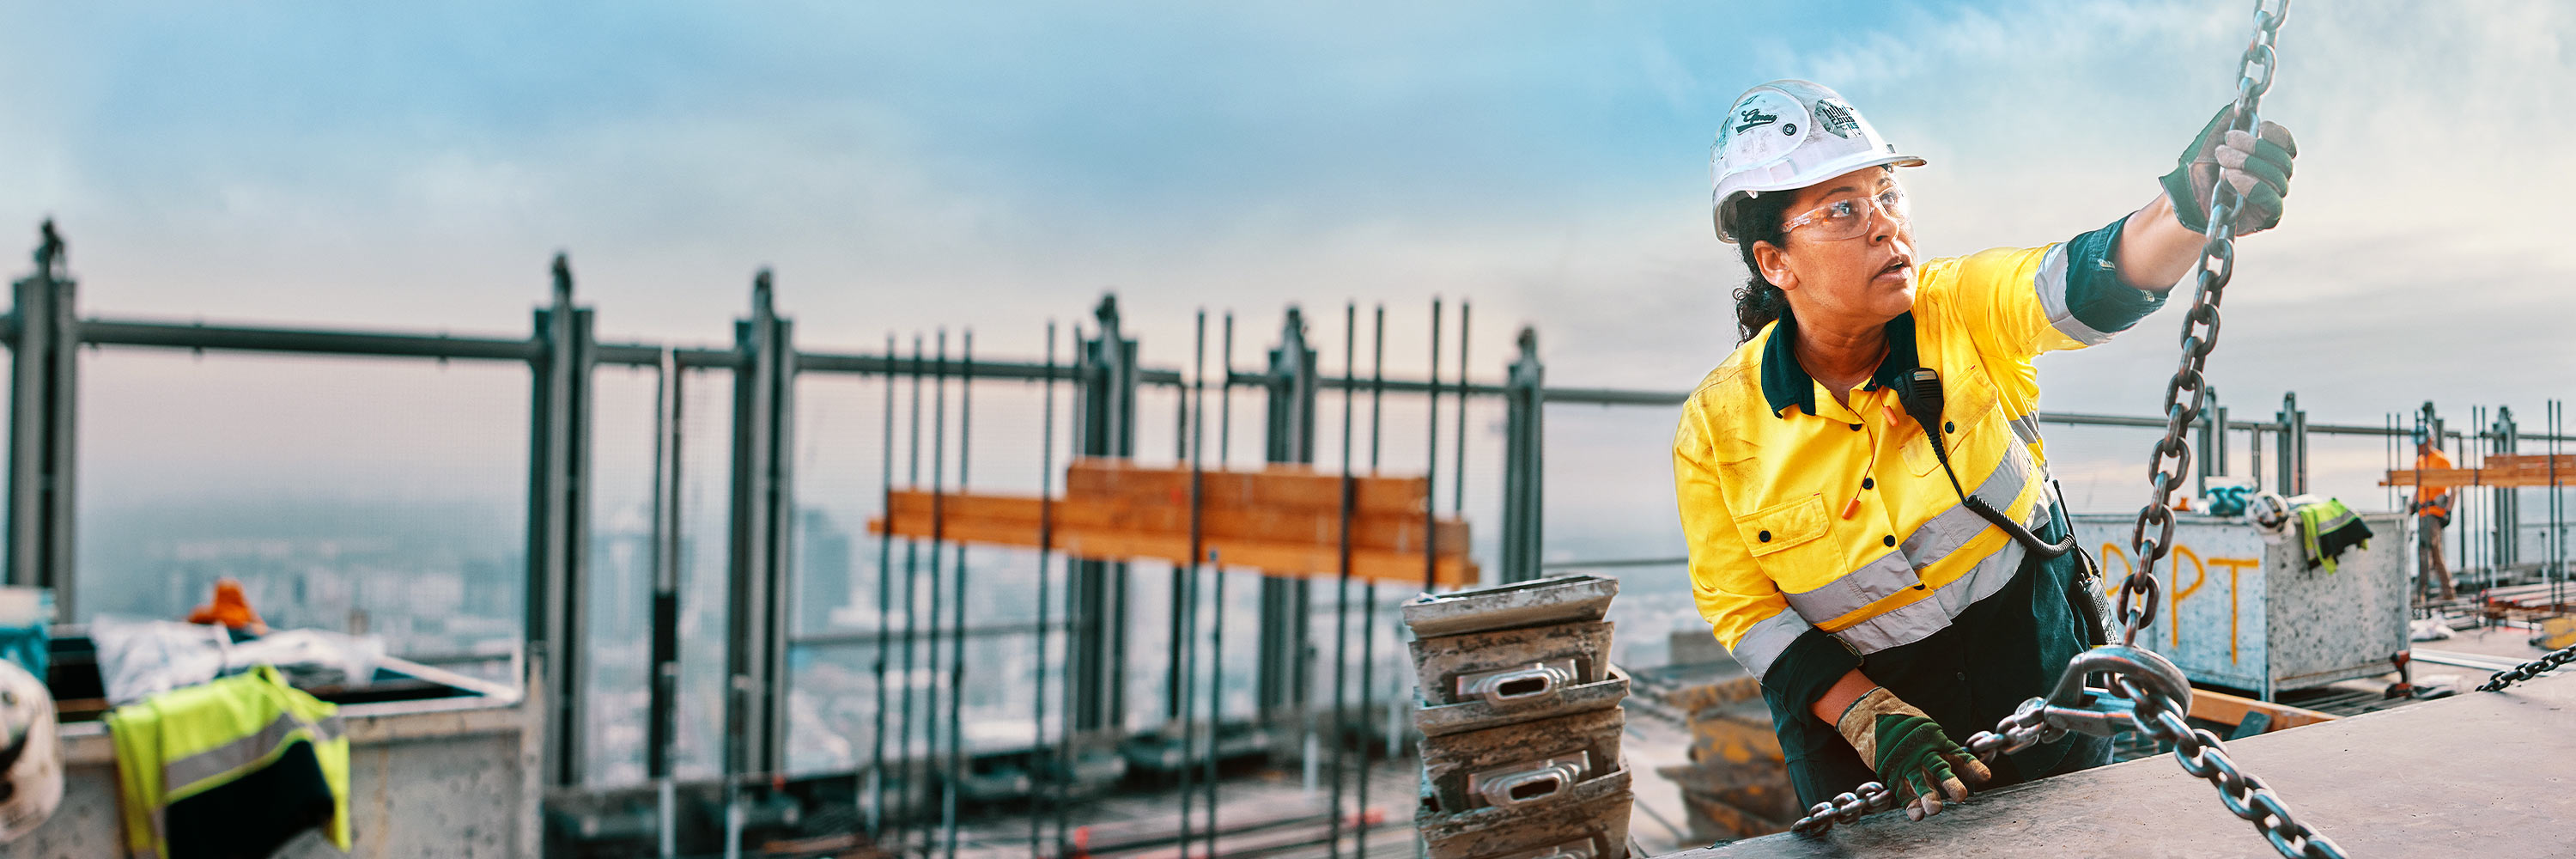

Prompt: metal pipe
xmin=1179 ymin=314 xmax=1203 ymax=856
xmin=651 ymin=349 xmax=683 ymax=859
xmin=946 ymin=332 xmax=973 ymax=859
xmin=1357 ymin=304 xmax=1386 ymax=859
xmin=896 ymin=335 xmax=925 ymax=849
xmin=602 ymin=344 xmax=743 ymax=369
xmin=870 ymin=334 xmax=895 ymax=844
xmin=1032 ymin=322 xmax=1056 ymax=859
xmin=1540 ymin=557 xmax=1689 ymax=570
xmin=1454 ymin=302 xmax=1470 ymax=566
xmin=2552 ymin=399 xmax=2564 ymax=607
xmin=1425 ymin=297 xmax=1442 ymax=596
xmin=798 ymin=351 xmax=1081 ymax=381
xmin=78 ymin=318 xmax=539 ymax=362
xmin=926 ymin=332 xmax=951 ymax=855
xmin=1206 ymin=311 xmax=1232 ymax=857
xmin=1054 ymin=325 xmax=1078 ymax=856
xmin=1327 ymin=302 xmax=1356 ymax=859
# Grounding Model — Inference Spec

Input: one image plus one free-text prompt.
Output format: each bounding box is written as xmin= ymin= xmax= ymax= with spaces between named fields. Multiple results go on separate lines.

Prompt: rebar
xmin=896 ymin=335 xmax=926 ymax=848
xmin=946 ymin=331 xmax=973 ymax=859
xmin=1206 ymin=312 xmax=1232 ymax=858
xmin=1179 ymin=313 xmax=1205 ymax=856
xmin=1357 ymin=304 xmax=1385 ymax=859
xmin=1327 ymin=302 xmax=1357 ymax=859
xmin=1032 ymin=323 xmax=1056 ymax=859
xmin=870 ymin=335 xmax=892 ymax=843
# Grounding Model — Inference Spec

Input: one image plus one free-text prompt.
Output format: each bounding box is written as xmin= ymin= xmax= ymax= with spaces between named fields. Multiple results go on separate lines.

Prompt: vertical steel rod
xmin=1206 ymin=312 xmax=1232 ymax=857
xmin=897 ymin=335 xmax=926 ymax=847
xmin=651 ymin=350 xmax=683 ymax=859
xmin=923 ymin=332 xmax=951 ymax=852
xmin=1033 ymin=323 xmax=1056 ymax=858
xmin=1181 ymin=313 xmax=1205 ymax=856
xmin=1357 ymin=304 xmax=1386 ymax=859
xmin=1327 ymin=302 xmax=1357 ymax=859
xmin=1454 ymin=302 xmax=1470 ymax=561
xmin=946 ymin=332 xmax=974 ymax=859
xmin=1057 ymin=325 xmax=1083 ymax=855
xmin=2553 ymin=399 xmax=2563 ymax=607
xmin=1425 ymin=298 xmax=1443 ymax=595
xmin=869 ymin=337 xmax=894 ymax=842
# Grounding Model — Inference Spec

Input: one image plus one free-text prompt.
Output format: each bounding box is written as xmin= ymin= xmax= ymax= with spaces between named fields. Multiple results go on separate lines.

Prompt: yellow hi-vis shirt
xmin=108 ymin=664 xmax=350 ymax=858
xmin=1674 ymin=229 xmax=2161 ymax=685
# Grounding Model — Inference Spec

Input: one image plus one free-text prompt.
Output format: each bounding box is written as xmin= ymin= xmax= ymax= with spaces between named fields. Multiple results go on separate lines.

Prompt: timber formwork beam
xmin=2384 ymin=454 xmax=2576 ymax=488
xmin=867 ymin=461 xmax=1477 ymax=588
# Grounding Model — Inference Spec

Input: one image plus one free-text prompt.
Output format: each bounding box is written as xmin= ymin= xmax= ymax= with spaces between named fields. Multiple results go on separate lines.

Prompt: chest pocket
xmin=1900 ymin=367 xmax=2002 ymax=477
xmin=1729 ymin=492 xmax=1845 ymax=594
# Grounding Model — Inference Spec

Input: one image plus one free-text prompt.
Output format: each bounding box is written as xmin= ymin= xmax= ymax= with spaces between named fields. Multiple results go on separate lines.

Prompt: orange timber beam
xmin=866 ymin=459 xmax=1477 ymax=588
xmin=2384 ymin=454 xmax=2576 ymax=489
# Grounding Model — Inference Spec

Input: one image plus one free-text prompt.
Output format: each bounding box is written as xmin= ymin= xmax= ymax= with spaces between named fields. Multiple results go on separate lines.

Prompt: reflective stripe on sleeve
xmin=1726 ymin=608 xmax=1815 ymax=680
xmin=161 ymin=710 xmax=343 ymax=794
xmin=2033 ymin=243 xmax=2115 ymax=346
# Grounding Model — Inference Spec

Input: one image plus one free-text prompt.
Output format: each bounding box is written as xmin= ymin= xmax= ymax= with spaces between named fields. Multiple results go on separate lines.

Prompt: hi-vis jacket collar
xmin=1759 ymin=310 xmax=1919 ymax=419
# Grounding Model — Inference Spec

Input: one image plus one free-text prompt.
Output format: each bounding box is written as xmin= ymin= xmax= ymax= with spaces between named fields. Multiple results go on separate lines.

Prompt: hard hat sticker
xmin=1716 ymin=89 xmax=1813 ymax=166
xmin=1814 ymin=100 xmax=1863 ymax=139
xmin=1734 ymin=107 xmax=1779 ymax=134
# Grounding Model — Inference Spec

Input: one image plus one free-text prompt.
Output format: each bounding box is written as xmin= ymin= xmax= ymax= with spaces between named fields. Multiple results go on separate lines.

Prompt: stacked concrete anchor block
xmin=1405 ymin=575 xmax=1631 ymax=859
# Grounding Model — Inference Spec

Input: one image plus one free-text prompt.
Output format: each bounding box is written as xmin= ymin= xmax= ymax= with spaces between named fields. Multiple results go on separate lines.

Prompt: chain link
xmin=1789 ymin=781 xmax=1896 ymax=836
xmin=1953 ymin=648 xmax=2348 ymax=857
xmin=1793 ymin=3 xmax=2332 ymax=849
xmin=2476 ymin=640 xmax=2576 ymax=692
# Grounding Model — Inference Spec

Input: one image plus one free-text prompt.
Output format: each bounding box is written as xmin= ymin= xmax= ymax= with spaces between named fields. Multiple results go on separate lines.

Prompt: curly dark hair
xmin=1729 ymin=188 xmax=1800 ymax=344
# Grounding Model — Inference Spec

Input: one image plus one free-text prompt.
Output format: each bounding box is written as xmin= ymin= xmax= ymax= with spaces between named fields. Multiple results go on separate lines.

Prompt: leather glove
xmin=1835 ymin=687 xmax=1993 ymax=820
xmin=2159 ymin=105 xmax=2298 ymax=236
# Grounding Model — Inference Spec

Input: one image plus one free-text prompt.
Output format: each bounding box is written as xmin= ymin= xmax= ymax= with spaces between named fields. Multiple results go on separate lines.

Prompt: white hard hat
xmin=2246 ymin=491 xmax=2293 ymax=541
xmin=1710 ymin=80 xmax=1925 ymax=242
xmin=0 ymin=660 xmax=58 ymax=842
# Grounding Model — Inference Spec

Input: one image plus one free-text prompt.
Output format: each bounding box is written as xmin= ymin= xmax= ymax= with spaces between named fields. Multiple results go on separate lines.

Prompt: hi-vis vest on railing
xmin=106 ymin=664 xmax=350 ymax=858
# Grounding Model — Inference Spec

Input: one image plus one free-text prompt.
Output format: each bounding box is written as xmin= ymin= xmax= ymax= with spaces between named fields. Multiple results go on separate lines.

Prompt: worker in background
xmin=2412 ymin=433 xmax=2456 ymax=600
xmin=1676 ymin=81 xmax=2296 ymax=819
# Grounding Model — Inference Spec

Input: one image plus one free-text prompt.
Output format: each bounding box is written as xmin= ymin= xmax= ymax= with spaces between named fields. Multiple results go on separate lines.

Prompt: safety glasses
xmin=1783 ymin=186 xmax=1910 ymax=241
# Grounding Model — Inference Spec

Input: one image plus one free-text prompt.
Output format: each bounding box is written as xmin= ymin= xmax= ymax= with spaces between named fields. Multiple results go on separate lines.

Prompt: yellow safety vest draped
xmin=106 ymin=664 xmax=350 ymax=858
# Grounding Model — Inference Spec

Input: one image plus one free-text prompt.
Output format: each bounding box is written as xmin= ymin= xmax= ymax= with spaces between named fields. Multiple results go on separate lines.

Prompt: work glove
xmin=1835 ymin=687 xmax=1993 ymax=820
xmin=2158 ymin=105 xmax=2298 ymax=236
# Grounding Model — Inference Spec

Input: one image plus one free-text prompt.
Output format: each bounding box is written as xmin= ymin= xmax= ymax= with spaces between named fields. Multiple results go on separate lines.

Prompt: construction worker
xmin=1676 ymin=81 xmax=2295 ymax=819
xmin=2413 ymin=433 xmax=2457 ymax=600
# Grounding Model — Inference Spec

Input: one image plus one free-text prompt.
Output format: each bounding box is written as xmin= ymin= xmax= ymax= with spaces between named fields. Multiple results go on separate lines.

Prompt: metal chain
xmin=2476 ymin=640 xmax=2576 ymax=692
xmin=1789 ymin=782 xmax=1895 ymax=836
xmin=1795 ymin=4 xmax=2339 ymax=850
xmin=2122 ymin=0 xmax=2288 ymax=649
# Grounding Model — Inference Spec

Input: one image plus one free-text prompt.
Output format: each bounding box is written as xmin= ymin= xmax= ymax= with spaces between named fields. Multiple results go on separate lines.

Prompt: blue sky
xmin=3 ymin=1 xmax=2572 ymax=509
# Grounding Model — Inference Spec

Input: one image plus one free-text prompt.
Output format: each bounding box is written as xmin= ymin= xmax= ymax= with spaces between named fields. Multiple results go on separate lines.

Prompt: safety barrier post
xmin=527 ymin=253 xmax=596 ymax=788
xmin=1499 ymin=327 xmax=1545 ymax=582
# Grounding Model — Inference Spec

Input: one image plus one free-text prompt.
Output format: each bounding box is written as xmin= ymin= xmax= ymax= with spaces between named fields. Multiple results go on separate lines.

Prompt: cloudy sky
xmin=3 ymin=1 xmax=2570 ymax=520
